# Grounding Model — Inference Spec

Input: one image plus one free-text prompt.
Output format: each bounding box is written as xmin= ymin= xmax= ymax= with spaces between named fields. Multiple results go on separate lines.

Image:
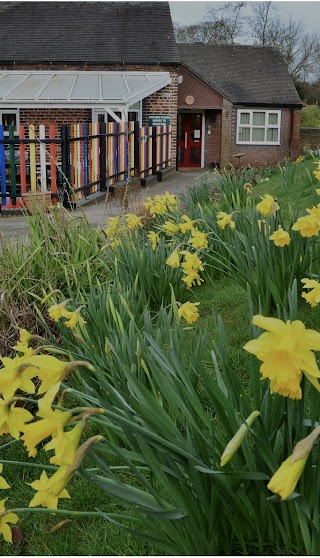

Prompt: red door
xmin=178 ymin=113 xmax=202 ymax=167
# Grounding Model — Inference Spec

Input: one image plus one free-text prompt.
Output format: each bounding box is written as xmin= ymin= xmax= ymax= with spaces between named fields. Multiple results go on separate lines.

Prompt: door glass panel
xmin=190 ymin=147 xmax=201 ymax=165
xmin=178 ymin=146 xmax=185 ymax=165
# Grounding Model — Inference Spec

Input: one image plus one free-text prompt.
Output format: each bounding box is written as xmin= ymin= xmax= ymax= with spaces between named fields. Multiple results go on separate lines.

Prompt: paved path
xmin=0 ymin=171 xmax=203 ymax=245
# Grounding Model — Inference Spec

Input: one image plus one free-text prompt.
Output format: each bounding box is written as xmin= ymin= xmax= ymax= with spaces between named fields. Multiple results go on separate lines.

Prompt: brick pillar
xmin=142 ymin=70 xmax=178 ymax=166
xmin=290 ymin=109 xmax=301 ymax=159
xmin=220 ymin=105 xmax=232 ymax=168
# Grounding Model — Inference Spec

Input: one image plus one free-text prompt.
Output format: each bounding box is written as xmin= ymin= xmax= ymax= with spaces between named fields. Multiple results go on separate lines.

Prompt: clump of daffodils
xmin=143 ymin=191 xmax=178 ymax=218
xmin=0 ymin=328 xmax=103 ymax=543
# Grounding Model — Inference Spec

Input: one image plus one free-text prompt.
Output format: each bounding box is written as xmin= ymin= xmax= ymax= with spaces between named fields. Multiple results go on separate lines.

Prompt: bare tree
xmin=174 ymin=2 xmax=245 ymax=45
xmin=249 ymin=1 xmax=320 ymax=80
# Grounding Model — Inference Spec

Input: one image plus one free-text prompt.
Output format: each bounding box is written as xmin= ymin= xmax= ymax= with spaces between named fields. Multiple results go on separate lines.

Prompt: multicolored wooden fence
xmin=0 ymin=121 xmax=172 ymax=207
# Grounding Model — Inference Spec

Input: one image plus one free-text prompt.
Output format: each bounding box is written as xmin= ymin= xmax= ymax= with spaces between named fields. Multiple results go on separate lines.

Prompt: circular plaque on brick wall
xmin=185 ymin=95 xmax=194 ymax=105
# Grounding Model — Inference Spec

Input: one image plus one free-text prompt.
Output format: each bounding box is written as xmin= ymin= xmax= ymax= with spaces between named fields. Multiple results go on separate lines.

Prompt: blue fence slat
xmin=0 ymin=125 xmax=7 ymax=206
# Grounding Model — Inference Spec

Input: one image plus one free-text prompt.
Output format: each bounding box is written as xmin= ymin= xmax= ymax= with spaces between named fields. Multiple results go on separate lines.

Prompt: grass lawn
xmin=2 ymin=154 xmax=320 ymax=555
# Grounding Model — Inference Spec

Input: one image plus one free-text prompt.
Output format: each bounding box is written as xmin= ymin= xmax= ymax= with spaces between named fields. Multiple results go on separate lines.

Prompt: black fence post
xmin=61 ymin=124 xmax=73 ymax=210
xmin=99 ymin=121 xmax=107 ymax=192
xmin=134 ymin=121 xmax=140 ymax=176
xmin=151 ymin=126 xmax=157 ymax=176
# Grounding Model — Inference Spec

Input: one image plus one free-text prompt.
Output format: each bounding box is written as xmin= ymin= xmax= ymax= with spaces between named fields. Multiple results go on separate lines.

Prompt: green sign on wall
xmin=149 ymin=114 xmax=170 ymax=126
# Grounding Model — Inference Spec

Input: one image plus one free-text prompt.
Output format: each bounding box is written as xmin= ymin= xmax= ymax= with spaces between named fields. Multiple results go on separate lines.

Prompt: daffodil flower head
xmin=21 ymin=407 xmax=73 ymax=457
xmin=44 ymin=419 xmax=86 ymax=466
xmin=0 ymin=399 xmax=33 ymax=440
xmin=178 ymin=301 xmax=200 ymax=324
xmin=269 ymin=227 xmax=291 ymax=247
xmin=256 ymin=194 xmax=279 ymax=217
xmin=11 ymin=329 xmax=33 ymax=354
xmin=243 ymin=315 xmax=320 ymax=399
xmin=182 ymin=270 xmax=204 ymax=289
xmin=216 ymin=211 xmax=235 ymax=230
xmin=161 ymin=220 xmax=179 ymax=236
xmin=124 ymin=213 xmax=143 ymax=230
xmin=28 ymin=469 xmax=71 ymax=509
xmin=301 ymin=277 xmax=320 ymax=307
xmin=0 ymin=355 xmax=38 ymax=400
xmin=147 ymin=231 xmax=159 ymax=251
xmin=0 ymin=465 xmax=10 ymax=490
xmin=188 ymin=229 xmax=208 ymax=249
xmin=179 ymin=215 xmax=196 ymax=234
xmin=0 ymin=499 xmax=19 ymax=543
xmin=166 ymin=251 xmax=180 ymax=269
xmin=48 ymin=302 xmax=69 ymax=322
xmin=62 ymin=309 xmax=86 ymax=329
xmin=292 ymin=215 xmax=320 ymax=237
xmin=180 ymin=251 xmax=204 ymax=273
xmin=220 ymin=411 xmax=260 ymax=467
xmin=268 ymin=426 xmax=320 ymax=499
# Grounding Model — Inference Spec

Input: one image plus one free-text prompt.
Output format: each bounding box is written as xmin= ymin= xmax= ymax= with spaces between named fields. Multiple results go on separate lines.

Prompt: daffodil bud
xmin=220 ymin=411 xmax=260 ymax=467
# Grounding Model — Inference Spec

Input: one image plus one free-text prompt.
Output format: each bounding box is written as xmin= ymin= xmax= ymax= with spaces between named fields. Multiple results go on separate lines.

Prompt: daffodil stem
xmin=0 ymin=439 xmax=18 ymax=451
xmin=8 ymin=507 xmax=104 ymax=518
xmin=0 ymin=460 xmax=58 ymax=471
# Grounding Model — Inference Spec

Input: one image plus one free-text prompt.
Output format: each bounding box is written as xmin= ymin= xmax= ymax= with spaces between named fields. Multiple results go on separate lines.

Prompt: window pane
xmin=268 ymin=113 xmax=278 ymax=125
xmin=238 ymin=127 xmax=250 ymax=141
xmin=128 ymin=112 xmax=138 ymax=122
xmin=252 ymin=127 xmax=265 ymax=142
xmin=97 ymin=113 xmax=106 ymax=123
xmin=2 ymin=112 xmax=17 ymax=132
xmin=240 ymin=112 xmax=250 ymax=125
xmin=252 ymin=112 xmax=265 ymax=126
xmin=266 ymin=128 xmax=279 ymax=142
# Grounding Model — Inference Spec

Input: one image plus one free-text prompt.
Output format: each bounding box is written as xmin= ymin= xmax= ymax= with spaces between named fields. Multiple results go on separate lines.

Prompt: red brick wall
xmin=20 ymin=108 xmax=92 ymax=129
xmin=229 ymin=107 xmax=301 ymax=167
xmin=204 ymin=110 xmax=221 ymax=166
xmin=300 ymin=128 xmax=320 ymax=151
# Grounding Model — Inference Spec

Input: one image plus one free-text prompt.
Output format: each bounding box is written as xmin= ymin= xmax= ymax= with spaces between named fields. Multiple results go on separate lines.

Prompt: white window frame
xmin=0 ymin=109 xmax=20 ymax=136
xmin=236 ymin=109 xmax=281 ymax=145
xmin=92 ymin=101 xmax=142 ymax=125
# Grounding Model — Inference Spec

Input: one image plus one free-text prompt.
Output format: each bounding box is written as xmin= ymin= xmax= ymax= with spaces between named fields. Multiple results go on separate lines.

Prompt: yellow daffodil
xmin=161 ymin=191 xmax=178 ymax=207
xmin=48 ymin=303 xmax=69 ymax=322
xmin=161 ymin=220 xmax=179 ymax=236
xmin=301 ymin=278 xmax=320 ymax=307
xmin=178 ymin=301 xmax=200 ymax=324
xmin=316 ymin=189 xmax=320 ymax=195
xmin=180 ymin=251 xmax=204 ymax=273
xmin=269 ymin=227 xmax=291 ymax=247
xmin=11 ymin=329 xmax=33 ymax=354
xmin=293 ymin=156 xmax=304 ymax=165
xmin=243 ymin=315 xmax=320 ymax=399
xmin=143 ymin=198 xmax=166 ymax=217
xmin=256 ymin=194 xmax=279 ymax=217
xmin=62 ymin=310 xmax=86 ymax=329
xmin=44 ymin=420 xmax=85 ymax=466
xmin=268 ymin=426 xmax=320 ymax=499
xmin=147 ymin=231 xmax=159 ymax=251
xmin=313 ymin=168 xmax=320 ymax=181
xmin=179 ymin=216 xmax=196 ymax=234
xmin=216 ymin=211 xmax=235 ymax=230
xmin=182 ymin=271 xmax=204 ymax=289
xmin=21 ymin=408 xmax=73 ymax=457
xmin=124 ymin=213 xmax=143 ymax=229
xmin=220 ymin=411 xmax=260 ymax=466
xmin=166 ymin=251 xmax=180 ymax=269
xmin=0 ymin=499 xmax=18 ymax=543
xmin=0 ymin=355 xmax=38 ymax=400
xmin=243 ymin=183 xmax=252 ymax=193
xmin=26 ymin=354 xmax=68 ymax=396
xmin=28 ymin=469 xmax=71 ymax=509
xmin=105 ymin=216 xmax=120 ymax=237
xmin=0 ymin=399 xmax=33 ymax=439
xmin=292 ymin=215 xmax=320 ymax=237
xmin=188 ymin=229 xmax=208 ymax=249
xmin=0 ymin=465 xmax=10 ymax=490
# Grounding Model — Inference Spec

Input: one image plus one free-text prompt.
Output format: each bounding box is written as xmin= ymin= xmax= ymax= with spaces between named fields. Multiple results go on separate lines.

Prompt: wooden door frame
xmin=177 ymin=110 xmax=205 ymax=169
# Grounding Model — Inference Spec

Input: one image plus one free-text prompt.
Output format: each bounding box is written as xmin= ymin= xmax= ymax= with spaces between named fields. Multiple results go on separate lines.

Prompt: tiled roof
xmin=0 ymin=2 xmax=179 ymax=65
xmin=178 ymin=44 xmax=303 ymax=106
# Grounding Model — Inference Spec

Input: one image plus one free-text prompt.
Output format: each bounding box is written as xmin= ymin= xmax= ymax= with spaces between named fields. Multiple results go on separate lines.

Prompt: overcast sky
xmin=170 ymin=1 xmax=320 ymax=34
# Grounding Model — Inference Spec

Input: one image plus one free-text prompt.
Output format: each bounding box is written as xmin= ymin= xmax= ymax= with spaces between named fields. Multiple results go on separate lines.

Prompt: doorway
xmin=178 ymin=113 xmax=203 ymax=167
